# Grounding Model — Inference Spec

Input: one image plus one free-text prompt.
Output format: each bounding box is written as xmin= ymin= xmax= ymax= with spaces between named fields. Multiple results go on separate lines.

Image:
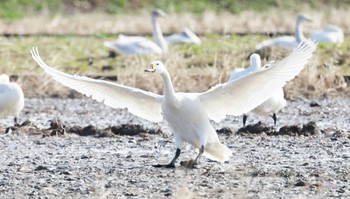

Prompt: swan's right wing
xmin=31 ymin=47 xmax=163 ymax=122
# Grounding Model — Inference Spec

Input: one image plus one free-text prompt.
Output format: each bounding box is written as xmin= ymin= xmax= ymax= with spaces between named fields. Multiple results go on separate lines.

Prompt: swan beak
xmin=145 ymin=63 xmax=156 ymax=73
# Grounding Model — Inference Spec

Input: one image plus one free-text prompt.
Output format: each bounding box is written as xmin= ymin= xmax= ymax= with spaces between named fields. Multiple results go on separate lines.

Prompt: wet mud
xmin=0 ymin=97 xmax=349 ymax=198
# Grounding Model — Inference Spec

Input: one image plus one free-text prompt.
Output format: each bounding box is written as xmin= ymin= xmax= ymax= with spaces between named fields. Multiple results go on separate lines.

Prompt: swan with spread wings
xmin=31 ymin=40 xmax=316 ymax=168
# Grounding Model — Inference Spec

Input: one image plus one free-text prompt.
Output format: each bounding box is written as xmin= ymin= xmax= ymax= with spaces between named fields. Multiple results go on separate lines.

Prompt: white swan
xmin=103 ymin=9 xmax=168 ymax=55
xmin=229 ymin=54 xmax=262 ymax=80
xmin=229 ymin=54 xmax=286 ymax=126
xmin=255 ymin=14 xmax=311 ymax=51
xmin=165 ymin=27 xmax=201 ymax=45
xmin=0 ymin=74 xmax=24 ymax=125
xmin=311 ymin=25 xmax=344 ymax=44
xmin=30 ymin=40 xmax=316 ymax=167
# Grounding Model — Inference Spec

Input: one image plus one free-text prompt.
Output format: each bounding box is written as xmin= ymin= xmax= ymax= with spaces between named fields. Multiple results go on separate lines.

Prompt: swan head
xmin=297 ymin=14 xmax=312 ymax=23
xmin=145 ymin=61 xmax=167 ymax=74
xmin=249 ymin=54 xmax=261 ymax=70
xmin=152 ymin=9 xmax=167 ymax=18
xmin=0 ymin=74 xmax=10 ymax=83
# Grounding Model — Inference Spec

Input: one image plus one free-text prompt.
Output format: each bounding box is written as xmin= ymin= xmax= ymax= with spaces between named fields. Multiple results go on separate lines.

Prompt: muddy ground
xmin=0 ymin=97 xmax=349 ymax=198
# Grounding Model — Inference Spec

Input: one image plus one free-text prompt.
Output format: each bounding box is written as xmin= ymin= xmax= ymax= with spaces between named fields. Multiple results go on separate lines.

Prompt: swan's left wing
xmin=199 ymin=40 xmax=317 ymax=123
xmin=30 ymin=47 xmax=164 ymax=122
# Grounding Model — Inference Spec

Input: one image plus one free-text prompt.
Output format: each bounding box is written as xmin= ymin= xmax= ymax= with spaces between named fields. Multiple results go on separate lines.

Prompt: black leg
xmin=14 ymin=117 xmax=19 ymax=126
xmin=272 ymin=113 xmax=277 ymax=126
xmin=194 ymin=145 xmax=204 ymax=163
xmin=181 ymin=145 xmax=204 ymax=169
xmin=153 ymin=148 xmax=181 ymax=168
xmin=243 ymin=114 xmax=248 ymax=126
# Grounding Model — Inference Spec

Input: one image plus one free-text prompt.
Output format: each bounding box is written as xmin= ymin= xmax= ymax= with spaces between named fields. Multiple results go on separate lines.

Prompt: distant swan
xmin=229 ymin=54 xmax=286 ymax=126
xmin=104 ymin=9 xmax=168 ymax=55
xmin=311 ymin=25 xmax=344 ymax=44
xmin=165 ymin=27 xmax=201 ymax=45
xmin=31 ymin=40 xmax=316 ymax=168
xmin=0 ymin=74 xmax=24 ymax=125
xmin=255 ymin=14 xmax=312 ymax=51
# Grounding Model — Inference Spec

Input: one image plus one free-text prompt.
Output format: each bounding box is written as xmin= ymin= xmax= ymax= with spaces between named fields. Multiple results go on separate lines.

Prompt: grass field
xmin=0 ymin=1 xmax=349 ymax=99
xmin=1 ymin=0 xmax=349 ymax=20
xmin=1 ymin=33 xmax=348 ymax=99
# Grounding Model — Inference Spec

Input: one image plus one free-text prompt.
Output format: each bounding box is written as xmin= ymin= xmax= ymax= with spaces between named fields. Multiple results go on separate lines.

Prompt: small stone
xmin=295 ymin=180 xmax=306 ymax=187
xmin=35 ymin=165 xmax=49 ymax=171
xmin=310 ymin=102 xmax=320 ymax=107
xmin=81 ymin=155 xmax=90 ymax=159
xmin=342 ymin=154 xmax=350 ymax=159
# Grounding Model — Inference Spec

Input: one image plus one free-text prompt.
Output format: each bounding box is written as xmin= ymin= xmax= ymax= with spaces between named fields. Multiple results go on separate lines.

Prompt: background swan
xmin=255 ymin=14 xmax=311 ymax=51
xmin=229 ymin=54 xmax=286 ymax=126
xmin=311 ymin=25 xmax=344 ymax=44
xmin=0 ymin=74 xmax=24 ymax=125
xmin=103 ymin=9 xmax=168 ymax=55
xmin=31 ymin=40 xmax=316 ymax=168
xmin=165 ymin=27 xmax=201 ymax=45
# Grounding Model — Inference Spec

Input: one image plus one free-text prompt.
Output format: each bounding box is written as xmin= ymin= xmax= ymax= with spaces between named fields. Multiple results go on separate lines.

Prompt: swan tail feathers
xmin=204 ymin=142 xmax=232 ymax=162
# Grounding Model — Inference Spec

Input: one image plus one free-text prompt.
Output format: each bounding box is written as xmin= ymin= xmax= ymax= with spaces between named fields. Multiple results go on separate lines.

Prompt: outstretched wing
xmin=200 ymin=40 xmax=317 ymax=123
xmin=31 ymin=47 xmax=163 ymax=122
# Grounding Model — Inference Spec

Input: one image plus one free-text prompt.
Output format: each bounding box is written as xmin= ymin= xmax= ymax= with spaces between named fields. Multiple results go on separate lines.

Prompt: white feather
xmin=30 ymin=48 xmax=163 ymax=123
xmin=104 ymin=9 xmax=168 ymax=55
xmin=229 ymin=54 xmax=286 ymax=119
xmin=311 ymin=25 xmax=344 ymax=44
xmin=166 ymin=27 xmax=201 ymax=45
xmin=200 ymin=40 xmax=317 ymax=122
xmin=0 ymin=74 xmax=24 ymax=118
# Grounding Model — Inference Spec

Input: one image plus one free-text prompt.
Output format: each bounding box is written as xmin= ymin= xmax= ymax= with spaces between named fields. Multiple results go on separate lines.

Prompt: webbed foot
xmin=152 ymin=163 xmax=176 ymax=168
xmin=180 ymin=159 xmax=198 ymax=169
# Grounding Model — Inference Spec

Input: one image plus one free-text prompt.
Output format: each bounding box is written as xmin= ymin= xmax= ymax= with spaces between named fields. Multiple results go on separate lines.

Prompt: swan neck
xmin=295 ymin=19 xmax=305 ymax=43
xmin=161 ymin=71 xmax=177 ymax=102
xmin=252 ymin=63 xmax=261 ymax=71
xmin=247 ymin=61 xmax=261 ymax=72
xmin=152 ymin=16 xmax=168 ymax=52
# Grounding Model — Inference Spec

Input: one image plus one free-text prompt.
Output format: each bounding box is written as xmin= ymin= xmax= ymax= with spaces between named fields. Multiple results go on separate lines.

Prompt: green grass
xmin=1 ymin=34 xmax=348 ymax=98
xmin=2 ymin=34 xmax=349 ymax=75
xmin=0 ymin=0 xmax=61 ymax=20
xmin=0 ymin=0 xmax=350 ymax=19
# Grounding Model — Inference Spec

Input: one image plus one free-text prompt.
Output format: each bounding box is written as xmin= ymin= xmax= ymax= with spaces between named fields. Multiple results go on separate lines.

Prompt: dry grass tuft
xmin=285 ymin=52 xmax=348 ymax=99
xmin=18 ymin=55 xmax=347 ymax=99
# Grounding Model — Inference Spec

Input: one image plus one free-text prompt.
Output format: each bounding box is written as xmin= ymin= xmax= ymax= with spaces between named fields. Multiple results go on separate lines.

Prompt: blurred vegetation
xmin=2 ymin=33 xmax=348 ymax=98
xmin=0 ymin=0 xmax=350 ymax=19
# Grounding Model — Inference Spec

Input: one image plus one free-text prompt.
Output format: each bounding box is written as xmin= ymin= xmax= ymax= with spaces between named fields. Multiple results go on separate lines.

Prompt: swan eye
xmin=156 ymin=63 xmax=159 ymax=66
